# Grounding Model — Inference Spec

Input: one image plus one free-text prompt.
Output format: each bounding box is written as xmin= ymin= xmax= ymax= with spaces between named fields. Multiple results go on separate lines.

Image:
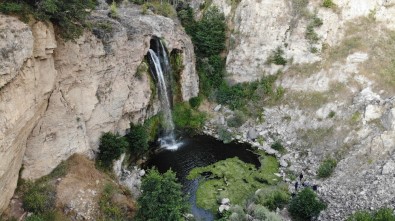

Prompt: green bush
xmin=217 ymin=126 xmax=233 ymax=144
xmin=22 ymin=183 xmax=56 ymax=214
xmin=192 ymin=6 xmax=226 ymax=58
xmin=98 ymin=183 xmax=125 ymax=220
xmin=346 ymin=208 xmax=395 ymax=221
xmin=126 ymin=124 xmax=149 ymax=156
xmin=0 ymin=0 xmax=95 ymax=40
xmin=173 ymin=102 xmax=206 ymax=134
xmin=255 ymin=186 xmax=290 ymax=211
xmin=288 ymin=188 xmax=327 ymax=221
xmin=136 ymin=169 xmax=188 ymax=221
xmin=271 ymin=140 xmax=285 ymax=153
xmin=227 ymin=111 xmax=246 ymax=128
xmin=323 ymin=0 xmax=335 ymax=8
xmin=97 ymin=132 xmax=129 ymax=169
xmin=110 ymin=1 xmax=118 ymax=18
xmin=189 ymin=96 xmax=203 ymax=109
xmin=317 ymin=157 xmax=337 ymax=178
xmin=144 ymin=2 xmax=176 ymax=18
xmin=266 ymin=47 xmax=287 ymax=65
xmin=253 ymin=205 xmax=282 ymax=221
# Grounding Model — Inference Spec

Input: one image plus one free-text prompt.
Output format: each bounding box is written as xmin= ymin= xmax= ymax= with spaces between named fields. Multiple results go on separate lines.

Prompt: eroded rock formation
xmin=0 ymin=5 xmax=198 ymax=212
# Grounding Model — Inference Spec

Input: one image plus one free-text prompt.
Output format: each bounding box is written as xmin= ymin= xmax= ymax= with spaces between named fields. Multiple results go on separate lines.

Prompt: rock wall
xmin=195 ymin=0 xmax=395 ymax=220
xmin=0 ymin=5 xmax=198 ymax=212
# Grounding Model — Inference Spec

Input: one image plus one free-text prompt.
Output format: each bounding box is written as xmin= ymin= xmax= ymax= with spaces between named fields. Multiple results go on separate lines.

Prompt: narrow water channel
xmin=145 ymin=135 xmax=260 ymax=221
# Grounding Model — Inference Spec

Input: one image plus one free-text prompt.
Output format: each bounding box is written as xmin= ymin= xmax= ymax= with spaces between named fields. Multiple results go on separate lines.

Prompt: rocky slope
xmin=199 ymin=0 xmax=395 ymax=220
xmin=0 ymin=4 xmax=198 ymax=212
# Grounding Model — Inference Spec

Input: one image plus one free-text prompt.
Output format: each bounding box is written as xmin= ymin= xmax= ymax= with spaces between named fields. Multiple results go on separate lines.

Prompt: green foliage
xmin=322 ymin=0 xmax=335 ymax=8
xmin=98 ymin=183 xmax=125 ymax=220
xmin=0 ymin=2 xmax=31 ymax=22
xmin=266 ymin=47 xmax=287 ymax=65
xmin=227 ymin=111 xmax=246 ymax=128
xmin=216 ymin=75 xmax=281 ymax=112
xmin=374 ymin=208 xmax=395 ymax=221
xmin=254 ymin=184 xmax=290 ymax=211
xmin=192 ymin=6 xmax=226 ymax=57
xmin=172 ymin=102 xmax=206 ymax=134
xmin=288 ymin=188 xmax=327 ymax=221
xmin=189 ymin=96 xmax=203 ymax=109
xmin=306 ymin=14 xmax=323 ymax=45
xmin=22 ymin=182 xmax=56 ymax=214
xmin=126 ymin=124 xmax=149 ymax=156
xmin=217 ymin=126 xmax=233 ymax=143
xmin=136 ymin=169 xmax=188 ymax=221
xmin=252 ymin=205 xmax=282 ymax=221
xmin=198 ymin=55 xmax=226 ymax=91
xmin=188 ymin=156 xmax=280 ymax=212
xmin=136 ymin=61 xmax=148 ymax=80
xmin=143 ymin=2 xmax=177 ymax=18
xmin=317 ymin=157 xmax=337 ymax=178
xmin=143 ymin=115 xmax=162 ymax=142
xmin=0 ymin=0 xmax=95 ymax=40
xmin=97 ymin=132 xmax=129 ymax=169
xmin=271 ymin=140 xmax=285 ymax=153
xmin=110 ymin=1 xmax=119 ymax=18
xmin=346 ymin=208 xmax=395 ymax=221
xmin=328 ymin=110 xmax=336 ymax=118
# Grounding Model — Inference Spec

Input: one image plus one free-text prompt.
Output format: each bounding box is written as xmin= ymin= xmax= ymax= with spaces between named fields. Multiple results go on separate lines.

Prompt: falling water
xmin=148 ymin=43 xmax=181 ymax=150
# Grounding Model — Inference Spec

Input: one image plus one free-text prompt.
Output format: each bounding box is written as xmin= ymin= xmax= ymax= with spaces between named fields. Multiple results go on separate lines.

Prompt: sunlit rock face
xmin=0 ymin=5 xmax=198 ymax=212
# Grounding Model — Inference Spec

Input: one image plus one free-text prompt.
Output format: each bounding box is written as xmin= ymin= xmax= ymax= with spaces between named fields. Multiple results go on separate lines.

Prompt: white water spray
xmin=148 ymin=46 xmax=182 ymax=150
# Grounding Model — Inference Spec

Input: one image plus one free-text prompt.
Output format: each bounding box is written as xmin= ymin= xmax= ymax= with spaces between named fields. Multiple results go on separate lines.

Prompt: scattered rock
xmin=247 ymin=128 xmax=257 ymax=140
xmin=214 ymin=105 xmax=222 ymax=112
xmin=218 ymin=205 xmax=230 ymax=213
xmin=221 ymin=198 xmax=230 ymax=205
xmin=382 ymin=161 xmax=395 ymax=175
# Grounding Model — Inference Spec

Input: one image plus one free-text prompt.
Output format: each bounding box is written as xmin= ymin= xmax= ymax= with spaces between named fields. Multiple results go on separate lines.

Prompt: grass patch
xmin=346 ymin=208 xmax=395 ymax=221
xmin=317 ymin=157 xmax=337 ymax=178
xmin=187 ymin=155 xmax=280 ymax=212
xmin=172 ymin=102 xmax=206 ymax=134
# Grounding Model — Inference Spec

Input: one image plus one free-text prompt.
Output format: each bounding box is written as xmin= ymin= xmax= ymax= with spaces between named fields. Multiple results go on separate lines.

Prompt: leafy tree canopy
xmin=136 ymin=169 xmax=188 ymax=221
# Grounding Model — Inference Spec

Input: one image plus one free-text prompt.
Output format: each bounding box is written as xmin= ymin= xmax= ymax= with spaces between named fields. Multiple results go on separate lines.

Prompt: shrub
xmin=317 ymin=157 xmax=337 ymax=178
xmin=323 ymin=0 xmax=335 ymax=8
xmin=346 ymin=208 xmax=395 ymax=221
xmin=328 ymin=110 xmax=336 ymax=118
xmin=189 ymin=96 xmax=203 ymax=109
xmin=110 ymin=1 xmax=118 ymax=18
xmin=126 ymin=124 xmax=149 ymax=156
xmin=22 ymin=183 xmax=56 ymax=214
xmin=98 ymin=183 xmax=124 ymax=220
xmin=0 ymin=0 xmax=96 ymax=40
xmin=227 ymin=111 xmax=246 ymax=128
xmin=288 ymin=188 xmax=327 ymax=221
xmin=97 ymin=132 xmax=129 ymax=169
xmin=271 ymin=140 xmax=285 ymax=153
xmin=266 ymin=47 xmax=287 ymax=65
xmin=218 ymin=127 xmax=233 ymax=143
xmin=255 ymin=186 xmax=290 ymax=211
xmin=192 ymin=6 xmax=226 ymax=57
xmin=253 ymin=205 xmax=282 ymax=221
xmin=136 ymin=169 xmax=188 ymax=221
xmin=172 ymin=102 xmax=206 ymax=134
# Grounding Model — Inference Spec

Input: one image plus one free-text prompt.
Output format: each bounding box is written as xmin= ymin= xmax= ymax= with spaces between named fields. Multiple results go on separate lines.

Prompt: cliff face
xmin=0 ymin=6 xmax=198 ymax=212
xmin=198 ymin=0 xmax=395 ymax=220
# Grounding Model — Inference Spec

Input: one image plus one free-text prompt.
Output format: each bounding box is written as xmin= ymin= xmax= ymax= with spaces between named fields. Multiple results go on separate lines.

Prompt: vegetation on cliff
xmin=0 ymin=0 xmax=96 ymax=40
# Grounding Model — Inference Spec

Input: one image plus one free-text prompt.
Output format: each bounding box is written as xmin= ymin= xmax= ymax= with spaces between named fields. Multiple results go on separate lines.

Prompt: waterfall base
xmin=159 ymin=135 xmax=183 ymax=150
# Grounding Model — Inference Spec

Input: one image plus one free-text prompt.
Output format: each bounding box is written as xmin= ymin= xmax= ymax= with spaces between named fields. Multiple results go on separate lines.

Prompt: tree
xmin=97 ymin=132 xmax=129 ymax=169
xmin=288 ymin=188 xmax=327 ymax=221
xmin=193 ymin=6 xmax=226 ymax=57
xmin=126 ymin=124 xmax=149 ymax=156
xmin=136 ymin=169 xmax=188 ymax=221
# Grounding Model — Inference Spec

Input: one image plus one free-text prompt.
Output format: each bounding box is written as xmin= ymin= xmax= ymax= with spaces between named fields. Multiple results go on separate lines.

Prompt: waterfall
xmin=147 ymin=40 xmax=181 ymax=150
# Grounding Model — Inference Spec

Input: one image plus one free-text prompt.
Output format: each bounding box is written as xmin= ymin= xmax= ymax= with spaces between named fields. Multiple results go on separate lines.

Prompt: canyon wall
xmin=0 ymin=6 xmax=198 ymax=212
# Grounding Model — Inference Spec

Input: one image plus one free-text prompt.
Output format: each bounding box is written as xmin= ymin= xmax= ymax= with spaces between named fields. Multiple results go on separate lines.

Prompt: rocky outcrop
xmin=0 ymin=5 xmax=198 ymax=212
xmin=0 ymin=15 xmax=57 ymax=213
xmin=222 ymin=0 xmax=395 ymax=83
